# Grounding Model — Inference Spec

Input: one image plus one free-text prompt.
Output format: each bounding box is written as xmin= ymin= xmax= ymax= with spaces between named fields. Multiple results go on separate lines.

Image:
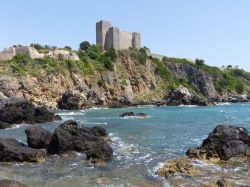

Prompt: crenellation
xmin=96 ymin=20 xmax=141 ymax=50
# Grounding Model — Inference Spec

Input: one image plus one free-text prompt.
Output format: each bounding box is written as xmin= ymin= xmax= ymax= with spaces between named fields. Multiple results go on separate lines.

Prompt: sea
xmin=0 ymin=103 xmax=249 ymax=187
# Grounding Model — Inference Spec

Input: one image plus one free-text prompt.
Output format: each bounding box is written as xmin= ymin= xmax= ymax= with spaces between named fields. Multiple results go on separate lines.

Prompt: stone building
xmin=96 ymin=20 xmax=141 ymax=50
xmin=0 ymin=46 xmax=45 ymax=61
xmin=0 ymin=46 xmax=79 ymax=61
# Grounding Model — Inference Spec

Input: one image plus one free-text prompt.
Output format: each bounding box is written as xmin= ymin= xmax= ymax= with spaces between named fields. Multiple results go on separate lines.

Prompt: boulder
xmin=0 ymin=179 xmax=29 ymax=187
xmin=25 ymin=126 xmax=52 ymax=149
xmin=58 ymin=90 xmax=87 ymax=110
xmin=91 ymin=126 xmax=108 ymax=137
xmin=0 ymin=121 xmax=12 ymax=129
xmin=47 ymin=120 xmax=113 ymax=162
xmin=0 ymin=97 xmax=61 ymax=128
xmin=187 ymin=125 xmax=250 ymax=161
xmin=0 ymin=138 xmax=45 ymax=162
xmin=167 ymin=86 xmax=208 ymax=106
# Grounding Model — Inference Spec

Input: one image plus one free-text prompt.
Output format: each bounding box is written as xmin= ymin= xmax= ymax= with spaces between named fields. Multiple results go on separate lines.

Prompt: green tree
xmin=80 ymin=41 xmax=91 ymax=51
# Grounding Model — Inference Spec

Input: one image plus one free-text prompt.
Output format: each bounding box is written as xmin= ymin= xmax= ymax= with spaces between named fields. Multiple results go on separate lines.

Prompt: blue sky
xmin=1 ymin=0 xmax=250 ymax=71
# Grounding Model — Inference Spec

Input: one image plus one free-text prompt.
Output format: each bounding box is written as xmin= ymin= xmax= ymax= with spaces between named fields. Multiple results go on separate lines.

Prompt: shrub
xmin=104 ymin=48 xmax=116 ymax=60
xmin=195 ymin=58 xmax=205 ymax=66
xmin=235 ymin=81 xmax=244 ymax=94
xmin=80 ymin=41 xmax=91 ymax=51
xmin=30 ymin=43 xmax=43 ymax=50
xmin=64 ymin=46 xmax=72 ymax=51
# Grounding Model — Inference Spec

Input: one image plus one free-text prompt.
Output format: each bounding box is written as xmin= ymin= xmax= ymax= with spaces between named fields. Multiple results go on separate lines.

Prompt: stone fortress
xmin=0 ymin=20 xmax=142 ymax=61
xmin=96 ymin=20 xmax=141 ymax=50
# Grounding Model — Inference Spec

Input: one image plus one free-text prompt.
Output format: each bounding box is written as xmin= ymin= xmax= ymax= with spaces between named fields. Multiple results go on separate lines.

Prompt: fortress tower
xmin=96 ymin=20 xmax=141 ymax=50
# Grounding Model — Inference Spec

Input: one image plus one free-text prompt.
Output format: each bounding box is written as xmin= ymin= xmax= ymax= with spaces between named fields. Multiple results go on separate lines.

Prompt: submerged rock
xmin=25 ymin=126 xmax=52 ymax=149
xmin=0 ymin=138 xmax=45 ymax=162
xmin=0 ymin=179 xmax=29 ymax=187
xmin=0 ymin=96 xmax=61 ymax=129
xmin=187 ymin=125 xmax=250 ymax=161
xmin=157 ymin=157 xmax=201 ymax=177
xmin=47 ymin=120 xmax=113 ymax=162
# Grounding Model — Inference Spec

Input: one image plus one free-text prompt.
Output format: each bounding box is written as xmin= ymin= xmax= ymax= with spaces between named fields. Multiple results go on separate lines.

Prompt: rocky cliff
xmin=0 ymin=47 xmax=249 ymax=109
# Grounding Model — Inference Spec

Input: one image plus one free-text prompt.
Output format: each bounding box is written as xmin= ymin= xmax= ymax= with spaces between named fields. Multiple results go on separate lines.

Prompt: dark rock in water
xmin=119 ymin=112 xmax=148 ymax=118
xmin=120 ymin=112 xmax=135 ymax=117
xmin=91 ymin=126 xmax=108 ymax=137
xmin=187 ymin=125 xmax=250 ymax=161
xmin=0 ymin=138 xmax=45 ymax=162
xmin=0 ymin=179 xmax=29 ymax=187
xmin=47 ymin=120 xmax=113 ymax=162
xmin=25 ymin=126 xmax=52 ymax=149
xmin=86 ymin=142 xmax=113 ymax=162
xmin=0 ymin=96 xmax=61 ymax=126
xmin=0 ymin=121 xmax=12 ymax=129
xmin=136 ymin=113 xmax=148 ymax=118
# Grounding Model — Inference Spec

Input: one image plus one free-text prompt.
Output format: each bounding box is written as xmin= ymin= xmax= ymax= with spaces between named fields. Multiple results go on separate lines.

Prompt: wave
xmin=216 ymin=102 xmax=231 ymax=106
xmin=57 ymin=111 xmax=85 ymax=116
xmin=178 ymin=105 xmax=198 ymax=107
xmin=136 ymin=105 xmax=156 ymax=109
xmin=4 ymin=123 xmax=29 ymax=130
xmin=120 ymin=116 xmax=150 ymax=119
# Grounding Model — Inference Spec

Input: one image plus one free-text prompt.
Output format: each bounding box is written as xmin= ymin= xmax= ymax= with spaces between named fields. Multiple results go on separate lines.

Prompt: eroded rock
xmin=0 ymin=138 xmax=45 ymax=162
xmin=187 ymin=125 xmax=250 ymax=161
xmin=0 ymin=96 xmax=61 ymax=128
xmin=47 ymin=120 xmax=113 ymax=162
xmin=25 ymin=126 xmax=52 ymax=149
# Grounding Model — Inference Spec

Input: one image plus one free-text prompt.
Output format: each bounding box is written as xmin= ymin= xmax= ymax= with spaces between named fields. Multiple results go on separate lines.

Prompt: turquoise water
xmin=0 ymin=103 xmax=250 ymax=186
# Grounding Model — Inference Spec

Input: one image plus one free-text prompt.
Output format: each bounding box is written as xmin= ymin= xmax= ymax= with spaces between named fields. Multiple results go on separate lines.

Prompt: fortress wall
xmin=119 ymin=30 xmax=133 ymax=49
xmin=132 ymin=32 xmax=141 ymax=49
xmin=15 ymin=46 xmax=31 ymax=56
xmin=0 ymin=48 xmax=15 ymax=61
xmin=107 ymin=27 xmax=120 ymax=49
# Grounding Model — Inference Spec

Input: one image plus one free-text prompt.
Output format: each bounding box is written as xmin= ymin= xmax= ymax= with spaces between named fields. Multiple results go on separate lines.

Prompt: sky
xmin=1 ymin=0 xmax=250 ymax=71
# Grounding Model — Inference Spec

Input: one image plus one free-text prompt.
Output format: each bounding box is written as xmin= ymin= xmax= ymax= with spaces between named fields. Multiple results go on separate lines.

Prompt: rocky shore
xmin=157 ymin=125 xmax=250 ymax=186
xmin=0 ymin=120 xmax=113 ymax=164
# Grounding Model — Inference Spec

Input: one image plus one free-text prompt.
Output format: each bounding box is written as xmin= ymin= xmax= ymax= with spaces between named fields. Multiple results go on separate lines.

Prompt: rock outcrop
xmin=0 ymin=179 xmax=29 ymax=187
xmin=0 ymin=138 xmax=45 ymax=162
xmin=57 ymin=90 xmax=87 ymax=110
xmin=165 ymin=61 xmax=218 ymax=101
xmin=167 ymin=86 xmax=208 ymax=106
xmin=25 ymin=126 xmax=52 ymax=149
xmin=159 ymin=125 xmax=250 ymax=179
xmin=0 ymin=97 xmax=61 ymax=129
xmin=47 ymin=120 xmax=113 ymax=162
xmin=187 ymin=125 xmax=250 ymax=161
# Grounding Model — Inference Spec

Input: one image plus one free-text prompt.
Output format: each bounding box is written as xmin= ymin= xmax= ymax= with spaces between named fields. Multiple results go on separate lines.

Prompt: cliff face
xmin=165 ymin=62 xmax=218 ymax=101
xmin=0 ymin=53 xmax=166 ymax=109
xmin=0 ymin=49 xmax=249 ymax=109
